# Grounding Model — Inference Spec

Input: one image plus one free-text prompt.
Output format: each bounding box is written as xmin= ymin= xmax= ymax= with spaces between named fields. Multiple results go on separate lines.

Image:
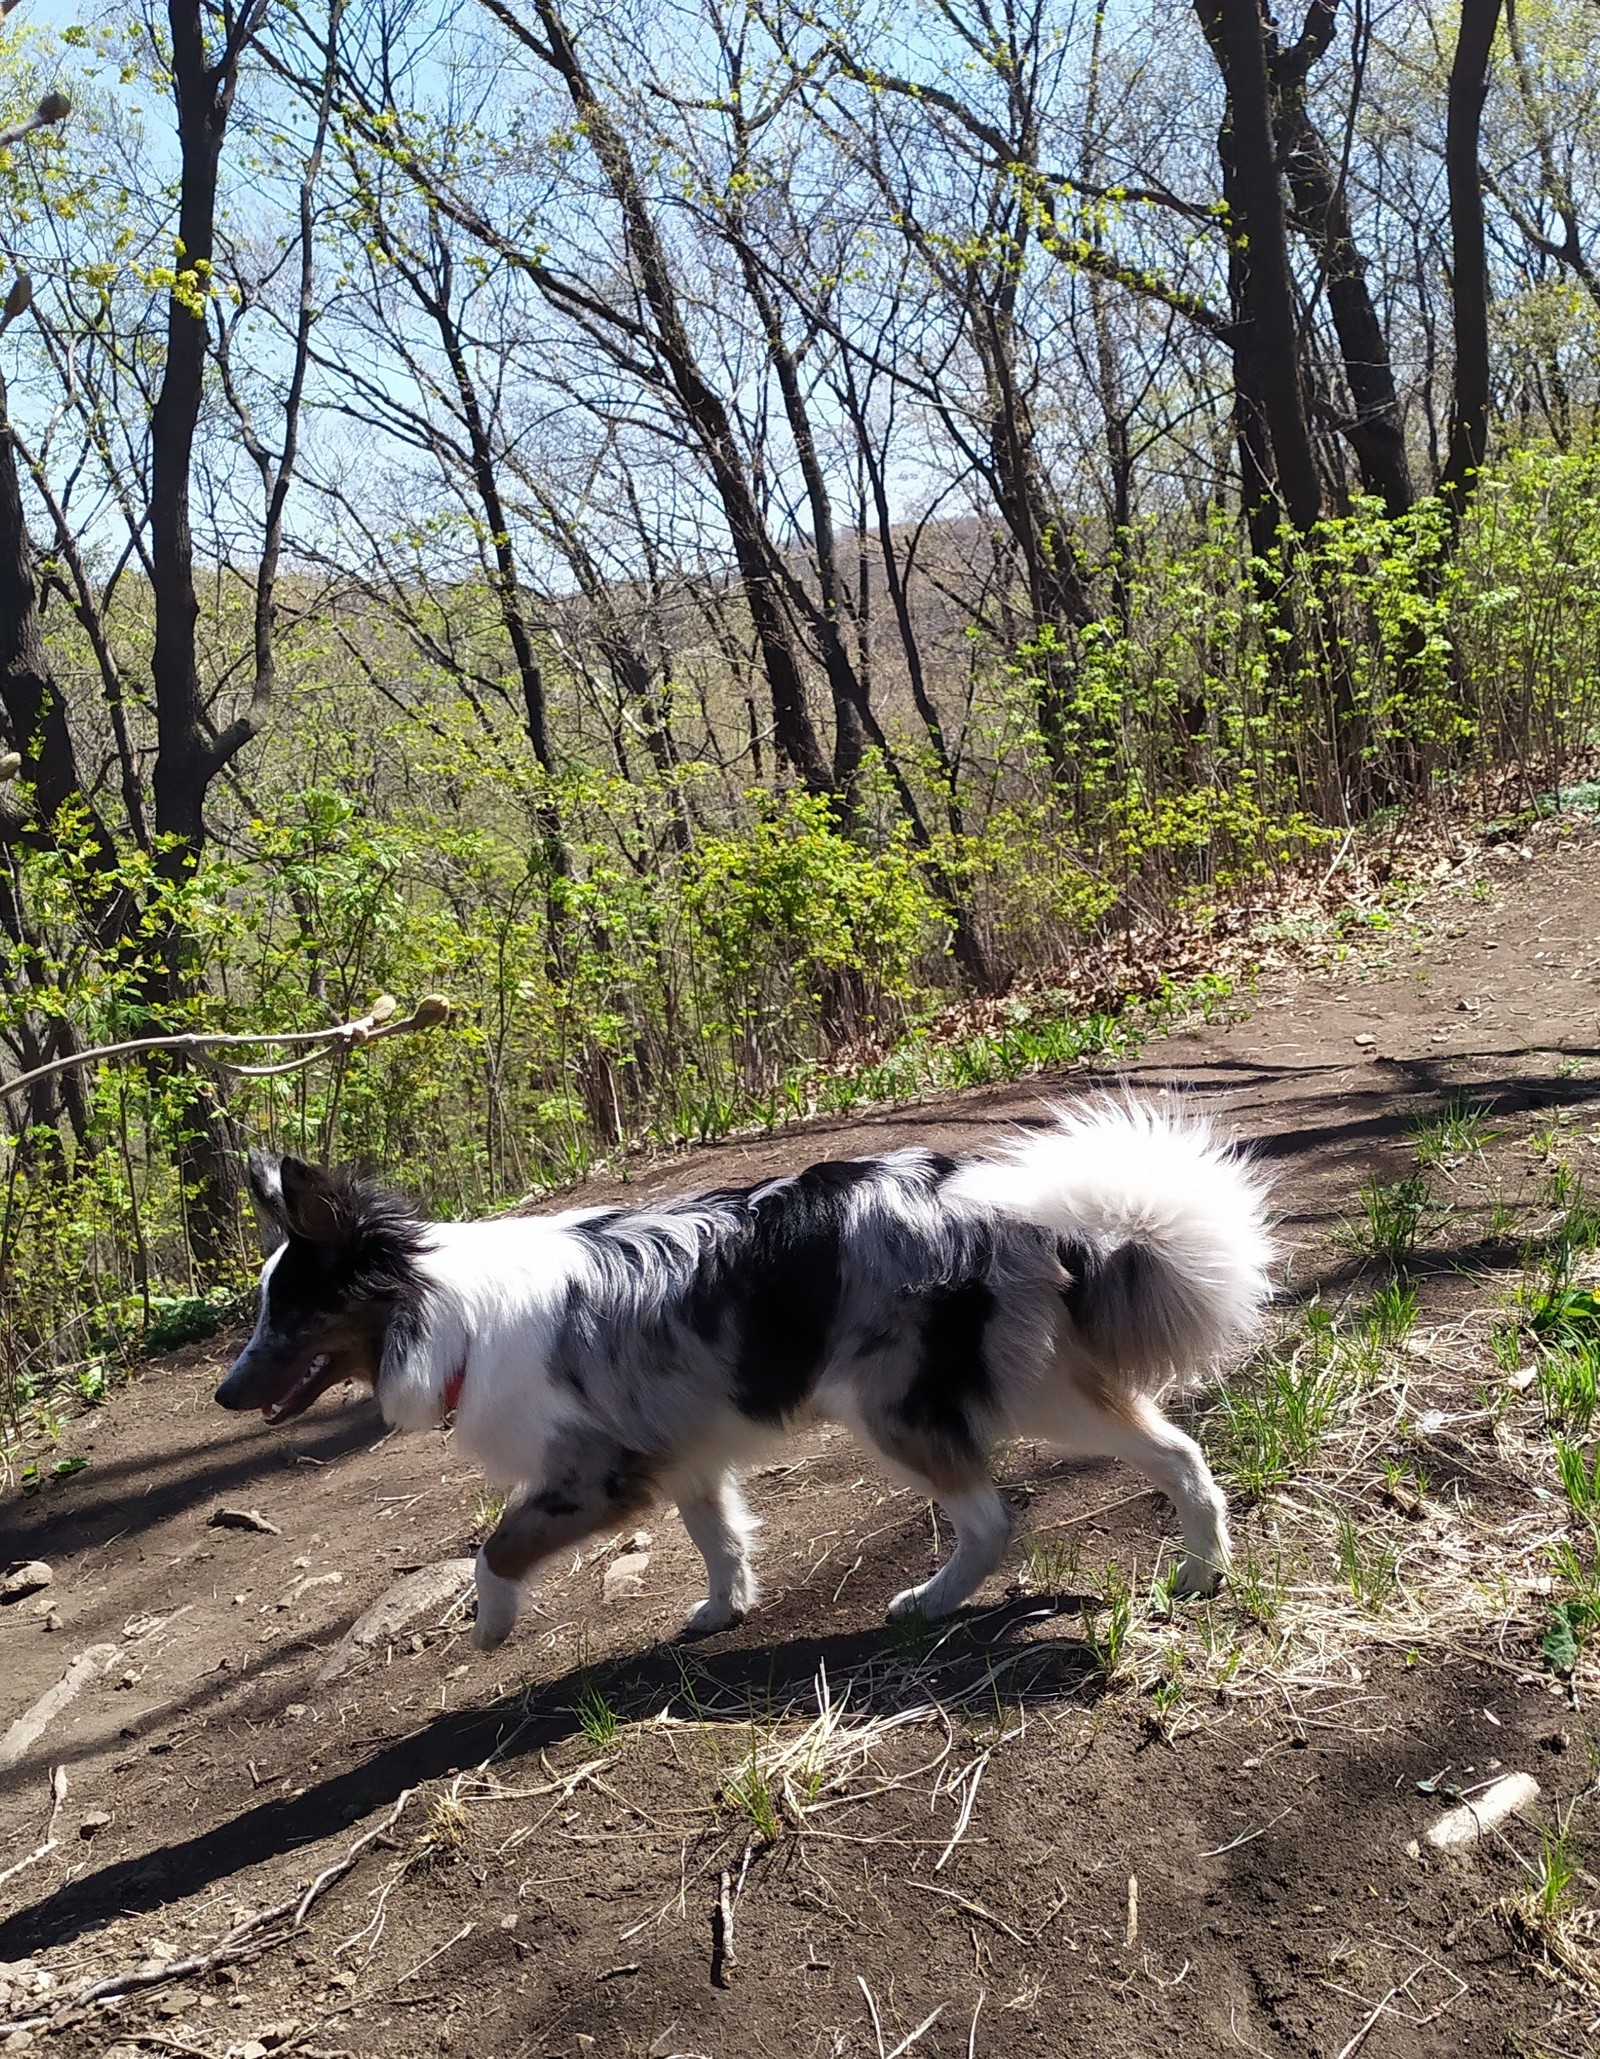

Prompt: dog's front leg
xmin=471 ymin=1552 xmax=525 ymax=1651
xmin=675 ymin=1471 xmax=759 ymax=1634
xmin=470 ymin=1432 xmax=656 ymax=1651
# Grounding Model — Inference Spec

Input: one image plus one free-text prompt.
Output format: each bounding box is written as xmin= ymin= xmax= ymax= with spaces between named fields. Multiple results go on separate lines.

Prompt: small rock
xmin=602 ymin=1550 xmax=651 ymax=1603
xmin=284 ymin=1704 xmax=309 ymax=1720
xmin=628 ymin=1530 xmax=653 ymax=1552
xmin=158 ymin=1986 xmax=199 ymax=2016
xmin=5 ymin=2032 xmax=37 ymax=2051
xmin=2 ymin=1562 xmax=52 ymax=1603
xmin=499 ymin=1912 xmax=518 ymax=1930
xmin=1353 ymin=1033 xmax=1376 ymax=1048
xmin=42 ymin=1611 xmax=61 ymax=1633
xmin=235 ymin=2044 xmax=269 ymax=2059
xmin=256 ymin=2024 xmax=300 ymax=2051
xmin=210 ymin=1507 xmax=281 ymax=1536
xmin=78 ymin=1811 xmax=111 ymax=1838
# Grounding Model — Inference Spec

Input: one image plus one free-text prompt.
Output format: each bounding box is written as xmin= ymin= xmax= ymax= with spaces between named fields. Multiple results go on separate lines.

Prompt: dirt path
xmin=2 ymin=816 xmax=1598 ymax=2059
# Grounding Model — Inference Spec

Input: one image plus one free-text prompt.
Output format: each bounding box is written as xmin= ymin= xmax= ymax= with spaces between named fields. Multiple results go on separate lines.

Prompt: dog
xmin=215 ymin=1099 xmax=1273 ymax=1649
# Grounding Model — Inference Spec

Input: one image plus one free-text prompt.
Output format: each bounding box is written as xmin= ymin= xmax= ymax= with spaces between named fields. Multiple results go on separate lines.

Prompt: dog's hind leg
xmin=1047 ymin=1388 xmax=1231 ymax=1598
xmin=846 ymin=1403 xmax=1013 ymax=1622
xmin=471 ymin=1431 xmax=656 ymax=1651
xmin=884 ymin=1479 xmax=1013 ymax=1621
xmin=675 ymin=1470 xmax=758 ymax=1634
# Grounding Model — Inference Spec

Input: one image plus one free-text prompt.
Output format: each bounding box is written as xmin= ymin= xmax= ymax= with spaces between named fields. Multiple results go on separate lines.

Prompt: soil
xmin=2 ymin=812 xmax=1599 ymax=2059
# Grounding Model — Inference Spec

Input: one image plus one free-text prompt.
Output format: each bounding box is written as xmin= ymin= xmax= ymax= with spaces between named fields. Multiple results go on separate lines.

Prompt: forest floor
xmin=3 ymin=807 xmax=1600 ymax=2059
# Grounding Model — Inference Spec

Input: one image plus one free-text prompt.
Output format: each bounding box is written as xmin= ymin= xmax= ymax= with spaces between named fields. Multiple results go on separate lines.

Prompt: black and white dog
xmin=215 ymin=1101 xmax=1273 ymax=1649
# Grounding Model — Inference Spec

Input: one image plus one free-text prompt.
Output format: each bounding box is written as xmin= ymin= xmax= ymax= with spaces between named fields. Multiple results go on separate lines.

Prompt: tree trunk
xmin=1274 ymin=73 xmax=1413 ymax=516
xmin=1441 ymin=0 xmax=1504 ymax=517
xmin=149 ymin=0 xmax=233 ymax=888
xmin=0 ymin=370 xmax=119 ymax=863
xmin=723 ymin=222 xmax=868 ymax=800
xmin=1199 ymin=0 xmax=1324 ymax=535
xmin=144 ymin=0 xmax=259 ymax=1269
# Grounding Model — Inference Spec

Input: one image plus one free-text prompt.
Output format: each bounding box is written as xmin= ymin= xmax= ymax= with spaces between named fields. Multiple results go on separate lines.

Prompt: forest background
xmin=0 ymin=0 xmax=1595 ymax=1407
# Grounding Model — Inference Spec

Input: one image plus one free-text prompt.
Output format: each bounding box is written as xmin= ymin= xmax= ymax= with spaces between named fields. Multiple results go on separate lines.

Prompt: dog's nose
xmin=214 ymin=1361 xmax=252 ymax=1409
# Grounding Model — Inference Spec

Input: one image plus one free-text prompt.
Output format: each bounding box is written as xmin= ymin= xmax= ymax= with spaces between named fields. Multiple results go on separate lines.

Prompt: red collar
xmin=443 ymin=1365 xmax=466 ymax=1415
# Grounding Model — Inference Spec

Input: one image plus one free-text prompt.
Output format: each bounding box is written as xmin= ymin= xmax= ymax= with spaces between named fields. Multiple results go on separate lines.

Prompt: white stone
xmin=602 ymin=1551 xmax=651 ymax=1603
xmin=1424 ymin=1771 xmax=1541 ymax=1850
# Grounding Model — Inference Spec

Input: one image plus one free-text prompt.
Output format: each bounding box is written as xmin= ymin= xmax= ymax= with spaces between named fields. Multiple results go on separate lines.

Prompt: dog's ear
xmin=277 ymin=1156 xmax=347 ymax=1247
xmin=246 ymin=1149 xmax=288 ymax=1254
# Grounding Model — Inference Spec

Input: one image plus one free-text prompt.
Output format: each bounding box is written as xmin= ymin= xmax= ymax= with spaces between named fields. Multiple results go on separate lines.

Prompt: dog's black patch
xmin=730 ymin=1159 xmax=879 ymax=1422
xmin=1059 ymin=1236 xmax=1156 ymax=1346
xmin=897 ymin=1239 xmax=996 ymax=1460
xmin=677 ymin=1190 xmax=757 ymax=1346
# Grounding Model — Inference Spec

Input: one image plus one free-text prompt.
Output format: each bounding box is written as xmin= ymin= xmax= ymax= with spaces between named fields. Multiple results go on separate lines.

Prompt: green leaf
xmin=1542 ymin=1600 xmax=1585 ymax=1675
xmin=1535 ymin=1288 xmax=1600 ymax=1339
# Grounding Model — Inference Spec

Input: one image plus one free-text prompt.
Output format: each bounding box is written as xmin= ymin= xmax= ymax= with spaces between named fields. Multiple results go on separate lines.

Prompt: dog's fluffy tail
xmin=953 ymin=1098 xmax=1275 ymax=1392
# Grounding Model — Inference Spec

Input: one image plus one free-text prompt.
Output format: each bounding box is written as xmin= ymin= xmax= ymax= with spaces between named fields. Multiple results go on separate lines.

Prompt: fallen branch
xmin=0 ymin=993 xmax=451 ymax=1109
xmin=0 ymin=1789 xmax=415 ymax=2039
xmin=710 ymin=1867 xmax=736 ymax=1987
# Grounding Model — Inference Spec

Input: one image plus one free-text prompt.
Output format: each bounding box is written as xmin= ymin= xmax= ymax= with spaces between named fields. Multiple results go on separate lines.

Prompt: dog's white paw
xmin=471 ymin=1554 xmax=521 ymax=1650
xmin=1170 ymin=1554 xmax=1226 ymax=1601
xmin=682 ymin=1596 xmax=743 ymax=1637
xmin=888 ymin=1583 xmax=942 ymax=1622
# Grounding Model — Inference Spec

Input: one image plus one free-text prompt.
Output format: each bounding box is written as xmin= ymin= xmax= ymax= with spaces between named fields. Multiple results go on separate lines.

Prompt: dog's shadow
xmin=0 ymin=1601 xmax=1110 ymax=1961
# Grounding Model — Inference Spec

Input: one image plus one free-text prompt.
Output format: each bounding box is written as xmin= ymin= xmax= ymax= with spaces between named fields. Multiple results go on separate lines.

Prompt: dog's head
xmin=214 ymin=1151 xmax=430 ymax=1423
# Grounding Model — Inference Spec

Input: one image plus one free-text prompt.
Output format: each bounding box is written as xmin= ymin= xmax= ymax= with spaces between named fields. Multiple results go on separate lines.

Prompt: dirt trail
xmin=2 ymin=816 xmax=1598 ymax=2059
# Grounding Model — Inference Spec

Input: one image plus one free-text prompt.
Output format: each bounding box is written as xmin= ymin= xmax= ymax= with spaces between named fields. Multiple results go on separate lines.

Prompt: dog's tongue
xmin=262 ymin=1353 xmax=330 ymax=1422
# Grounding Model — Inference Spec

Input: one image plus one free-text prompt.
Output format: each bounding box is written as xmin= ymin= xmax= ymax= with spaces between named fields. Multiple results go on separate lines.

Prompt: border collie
xmin=215 ymin=1101 xmax=1273 ymax=1649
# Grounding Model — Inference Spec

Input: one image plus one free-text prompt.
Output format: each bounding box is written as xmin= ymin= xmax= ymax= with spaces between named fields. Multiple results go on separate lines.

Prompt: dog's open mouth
xmin=260 ymin=1351 xmax=343 ymax=1423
